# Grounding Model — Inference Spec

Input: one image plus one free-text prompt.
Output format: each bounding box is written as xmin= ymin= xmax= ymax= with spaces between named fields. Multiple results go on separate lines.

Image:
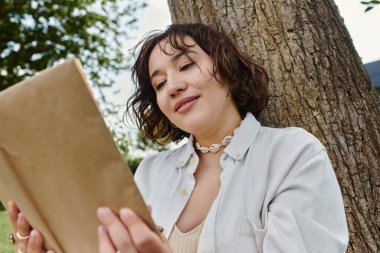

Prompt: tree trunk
xmin=167 ymin=0 xmax=380 ymax=252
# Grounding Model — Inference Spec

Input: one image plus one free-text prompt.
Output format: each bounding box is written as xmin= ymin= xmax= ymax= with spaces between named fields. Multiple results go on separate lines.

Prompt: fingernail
xmin=97 ymin=225 xmax=105 ymax=236
xmin=17 ymin=213 xmax=24 ymax=222
xmin=97 ymin=207 xmax=109 ymax=220
xmin=120 ymin=208 xmax=132 ymax=221
xmin=30 ymin=230 xmax=37 ymax=243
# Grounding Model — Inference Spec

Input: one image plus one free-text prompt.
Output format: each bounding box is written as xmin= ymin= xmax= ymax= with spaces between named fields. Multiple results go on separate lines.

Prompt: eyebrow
xmin=149 ymin=49 xmax=197 ymax=80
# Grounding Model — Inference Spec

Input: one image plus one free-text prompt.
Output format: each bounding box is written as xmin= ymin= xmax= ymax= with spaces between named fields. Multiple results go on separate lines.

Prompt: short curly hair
xmin=126 ymin=23 xmax=269 ymax=144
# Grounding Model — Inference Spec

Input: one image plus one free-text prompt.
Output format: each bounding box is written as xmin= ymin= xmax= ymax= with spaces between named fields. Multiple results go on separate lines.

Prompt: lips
xmin=174 ymin=96 xmax=200 ymax=112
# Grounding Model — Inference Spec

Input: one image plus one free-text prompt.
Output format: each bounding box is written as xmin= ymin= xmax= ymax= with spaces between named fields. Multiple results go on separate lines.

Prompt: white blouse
xmin=134 ymin=113 xmax=349 ymax=253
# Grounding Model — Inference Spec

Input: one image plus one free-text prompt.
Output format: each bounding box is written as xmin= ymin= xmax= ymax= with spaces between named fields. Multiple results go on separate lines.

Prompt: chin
xmin=177 ymin=117 xmax=208 ymax=135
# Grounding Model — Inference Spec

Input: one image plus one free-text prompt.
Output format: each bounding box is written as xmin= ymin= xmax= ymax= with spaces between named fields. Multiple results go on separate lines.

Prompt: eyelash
xmin=180 ymin=62 xmax=195 ymax=71
xmin=156 ymin=81 xmax=166 ymax=90
xmin=155 ymin=61 xmax=196 ymax=91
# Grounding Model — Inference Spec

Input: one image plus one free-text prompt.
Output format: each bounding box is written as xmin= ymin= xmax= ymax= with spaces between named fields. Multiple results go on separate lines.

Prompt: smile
xmin=174 ymin=96 xmax=200 ymax=113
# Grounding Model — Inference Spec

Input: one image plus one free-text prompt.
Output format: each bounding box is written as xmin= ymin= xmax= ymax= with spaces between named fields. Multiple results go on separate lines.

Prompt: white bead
xmin=209 ymin=144 xmax=221 ymax=153
xmin=222 ymin=136 xmax=232 ymax=145
xmin=199 ymin=147 xmax=209 ymax=153
xmin=195 ymin=133 xmax=234 ymax=154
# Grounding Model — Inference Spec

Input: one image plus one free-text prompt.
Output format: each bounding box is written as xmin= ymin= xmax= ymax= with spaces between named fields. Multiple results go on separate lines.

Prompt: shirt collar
xmin=224 ymin=112 xmax=261 ymax=160
xmin=176 ymin=135 xmax=196 ymax=168
xmin=176 ymin=112 xmax=261 ymax=167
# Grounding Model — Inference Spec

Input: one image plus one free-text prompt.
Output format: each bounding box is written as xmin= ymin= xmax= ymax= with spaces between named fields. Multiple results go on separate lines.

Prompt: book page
xmin=0 ymin=59 xmax=157 ymax=253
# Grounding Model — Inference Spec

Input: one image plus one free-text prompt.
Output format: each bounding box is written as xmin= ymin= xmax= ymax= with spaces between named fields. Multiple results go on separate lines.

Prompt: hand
xmin=97 ymin=207 xmax=172 ymax=253
xmin=7 ymin=201 xmax=55 ymax=253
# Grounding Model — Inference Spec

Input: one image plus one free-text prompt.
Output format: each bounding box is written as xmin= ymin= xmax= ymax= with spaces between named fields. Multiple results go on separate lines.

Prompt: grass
xmin=0 ymin=211 xmax=15 ymax=253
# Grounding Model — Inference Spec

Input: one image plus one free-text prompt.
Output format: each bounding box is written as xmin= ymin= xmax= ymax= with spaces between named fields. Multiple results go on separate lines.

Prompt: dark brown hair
xmin=126 ymin=23 xmax=268 ymax=144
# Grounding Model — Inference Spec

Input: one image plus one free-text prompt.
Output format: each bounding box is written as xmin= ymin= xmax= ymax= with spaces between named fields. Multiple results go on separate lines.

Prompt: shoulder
xmin=243 ymin=126 xmax=330 ymax=180
xmin=248 ymin=127 xmax=339 ymax=204
xmin=258 ymin=126 xmax=322 ymax=144
xmin=257 ymin=126 xmax=326 ymax=158
xmin=138 ymin=146 xmax=184 ymax=169
xmin=134 ymin=144 xmax=186 ymax=194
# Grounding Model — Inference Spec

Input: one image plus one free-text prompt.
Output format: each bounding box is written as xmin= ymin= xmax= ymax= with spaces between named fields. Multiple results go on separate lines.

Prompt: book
xmin=0 ymin=59 xmax=157 ymax=252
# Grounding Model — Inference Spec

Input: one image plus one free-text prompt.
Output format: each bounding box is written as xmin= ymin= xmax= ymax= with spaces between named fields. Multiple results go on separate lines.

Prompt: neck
xmin=193 ymin=113 xmax=242 ymax=148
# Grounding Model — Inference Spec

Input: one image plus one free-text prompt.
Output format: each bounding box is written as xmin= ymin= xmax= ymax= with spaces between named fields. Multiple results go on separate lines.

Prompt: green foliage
xmin=361 ymin=0 xmax=380 ymax=12
xmin=0 ymin=0 xmax=169 ymax=179
xmin=129 ymin=132 xmax=170 ymax=173
xmin=112 ymin=127 xmax=132 ymax=161
xmin=113 ymin=129 xmax=170 ymax=174
xmin=135 ymin=131 xmax=170 ymax=152
xmin=0 ymin=201 xmax=4 ymax=211
xmin=0 ymin=0 xmax=154 ymax=174
xmin=0 ymin=0 xmax=146 ymax=93
xmin=127 ymin=156 xmax=144 ymax=174
xmin=0 ymin=211 xmax=14 ymax=253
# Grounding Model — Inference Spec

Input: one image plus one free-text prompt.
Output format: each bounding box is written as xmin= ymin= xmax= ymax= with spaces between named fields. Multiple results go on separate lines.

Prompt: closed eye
xmin=156 ymin=80 xmax=166 ymax=90
xmin=180 ymin=62 xmax=195 ymax=71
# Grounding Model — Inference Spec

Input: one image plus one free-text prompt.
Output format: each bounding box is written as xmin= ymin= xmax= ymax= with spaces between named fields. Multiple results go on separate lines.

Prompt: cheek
xmin=156 ymin=94 xmax=170 ymax=115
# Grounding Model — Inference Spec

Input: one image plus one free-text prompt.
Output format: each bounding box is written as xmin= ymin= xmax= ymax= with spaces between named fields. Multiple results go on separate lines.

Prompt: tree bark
xmin=167 ymin=0 xmax=380 ymax=252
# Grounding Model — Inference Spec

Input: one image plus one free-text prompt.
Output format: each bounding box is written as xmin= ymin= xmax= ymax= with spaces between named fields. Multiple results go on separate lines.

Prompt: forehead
xmin=148 ymin=36 xmax=199 ymax=67
xmin=159 ymin=35 xmax=197 ymax=54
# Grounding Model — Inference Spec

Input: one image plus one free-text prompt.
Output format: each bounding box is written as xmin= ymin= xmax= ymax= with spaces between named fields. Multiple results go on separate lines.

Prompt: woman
xmin=8 ymin=23 xmax=349 ymax=253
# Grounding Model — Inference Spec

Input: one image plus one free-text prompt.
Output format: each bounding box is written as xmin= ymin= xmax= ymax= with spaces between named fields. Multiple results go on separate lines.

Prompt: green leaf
xmin=0 ymin=0 xmax=148 ymax=156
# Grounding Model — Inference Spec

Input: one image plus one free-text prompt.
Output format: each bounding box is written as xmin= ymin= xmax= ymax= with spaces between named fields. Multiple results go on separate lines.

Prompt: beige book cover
xmin=0 ymin=59 xmax=157 ymax=252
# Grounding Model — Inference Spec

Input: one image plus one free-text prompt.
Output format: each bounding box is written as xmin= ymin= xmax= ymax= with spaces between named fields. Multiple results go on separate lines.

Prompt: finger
xmin=17 ymin=212 xmax=32 ymax=253
xmin=147 ymin=205 xmax=152 ymax=214
xmin=120 ymin=208 xmax=170 ymax=253
xmin=7 ymin=201 xmax=20 ymax=232
xmin=98 ymin=225 xmax=116 ymax=253
xmin=27 ymin=230 xmax=44 ymax=253
xmin=97 ymin=207 xmax=138 ymax=253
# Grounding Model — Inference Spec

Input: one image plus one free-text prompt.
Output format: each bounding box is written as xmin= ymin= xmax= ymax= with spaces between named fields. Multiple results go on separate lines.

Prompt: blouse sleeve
xmin=255 ymin=149 xmax=349 ymax=253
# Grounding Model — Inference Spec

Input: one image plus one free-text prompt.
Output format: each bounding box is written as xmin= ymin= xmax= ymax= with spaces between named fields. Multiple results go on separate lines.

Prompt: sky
xmin=108 ymin=0 xmax=380 ymax=122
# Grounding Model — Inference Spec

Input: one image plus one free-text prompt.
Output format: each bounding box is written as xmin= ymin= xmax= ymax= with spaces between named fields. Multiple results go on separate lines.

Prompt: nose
xmin=166 ymin=74 xmax=187 ymax=97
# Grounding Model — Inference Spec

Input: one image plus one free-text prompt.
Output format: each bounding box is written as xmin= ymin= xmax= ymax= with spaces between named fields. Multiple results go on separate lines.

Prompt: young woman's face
xmin=148 ymin=36 xmax=240 ymax=135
